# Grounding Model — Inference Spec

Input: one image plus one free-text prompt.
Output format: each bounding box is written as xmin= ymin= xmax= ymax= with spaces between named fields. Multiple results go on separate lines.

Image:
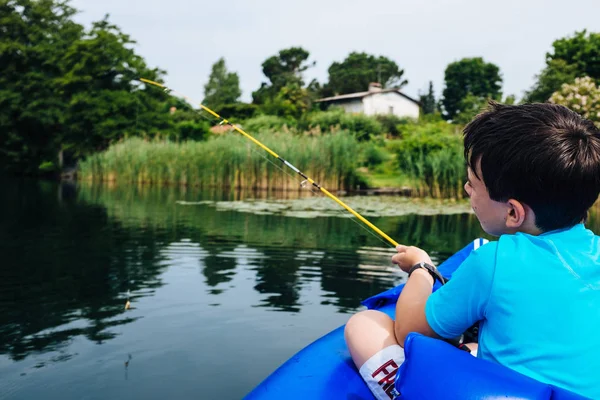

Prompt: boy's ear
xmin=506 ymin=199 xmax=526 ymax=228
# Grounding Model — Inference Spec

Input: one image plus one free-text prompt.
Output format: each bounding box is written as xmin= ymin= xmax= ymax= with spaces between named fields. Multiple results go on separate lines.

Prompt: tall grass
xmin=79 ymin=131 xmax=364 ymax=191
xmin=392 ymin=121 xmax=466 ymax=199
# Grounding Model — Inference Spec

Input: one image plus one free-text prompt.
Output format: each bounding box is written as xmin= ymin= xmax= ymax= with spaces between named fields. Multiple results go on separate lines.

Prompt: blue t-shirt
xmin=425 ymin=224 xmax=600 ymax=399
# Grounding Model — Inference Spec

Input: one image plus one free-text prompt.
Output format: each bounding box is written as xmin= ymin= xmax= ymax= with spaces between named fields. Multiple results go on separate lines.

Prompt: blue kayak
xmin=245 ymin=239 xmax=588 ymax=400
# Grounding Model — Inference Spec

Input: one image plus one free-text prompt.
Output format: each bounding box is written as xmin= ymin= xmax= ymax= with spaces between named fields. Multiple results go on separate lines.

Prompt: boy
xmin=344 ymin=102 xmax=600 ymax=399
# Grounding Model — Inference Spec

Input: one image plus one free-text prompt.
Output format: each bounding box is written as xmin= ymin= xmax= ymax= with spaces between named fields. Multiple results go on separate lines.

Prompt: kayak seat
xmin=397 ymin=333 xmax=589 ymax=400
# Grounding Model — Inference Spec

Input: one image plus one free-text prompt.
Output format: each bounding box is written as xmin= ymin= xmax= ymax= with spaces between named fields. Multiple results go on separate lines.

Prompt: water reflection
xmin=75 ymin=183 xmax=489 ymax=315
xmin=0 ymin=181 xmax=166 ymax=362
xmin=1 ymin=179 xmax=598 ymax=370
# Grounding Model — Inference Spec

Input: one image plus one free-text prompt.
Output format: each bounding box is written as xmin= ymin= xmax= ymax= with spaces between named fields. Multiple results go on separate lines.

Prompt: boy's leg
xmin=344 ymin=310 xmax=405 ymax=400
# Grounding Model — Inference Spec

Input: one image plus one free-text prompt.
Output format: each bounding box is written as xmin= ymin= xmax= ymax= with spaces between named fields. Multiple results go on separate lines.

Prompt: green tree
xmin=203 ymin=58 xmax=241 ymax=110
xmin=0 ymin=0 xmax=80 ymax=173
xmin=419 ymin=81 xmax=436 ymax=114
xmin=0 ymin=0 xmax=169 ymax=174
xmin=323 ymin=52 xmax=407 ymax=96
xmin=261 ymin=84 xmax=311 ymax=119
xmin=441 ymin=57 xmax=502 ymax=121
xmin=60 ymin=17 xmax=169 ymax=156
xmin=252 ymin=47 xmax=314 ymax=104
xmin=526 ymin=31 xmax=600 ymax=102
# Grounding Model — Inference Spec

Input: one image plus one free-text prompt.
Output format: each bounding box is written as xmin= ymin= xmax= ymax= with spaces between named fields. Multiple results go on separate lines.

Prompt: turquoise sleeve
xmin=425 ymin=242 xmax=497 ymax=339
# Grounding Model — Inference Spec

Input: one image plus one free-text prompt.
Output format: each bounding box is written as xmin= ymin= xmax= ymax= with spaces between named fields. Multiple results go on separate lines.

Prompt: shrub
xmin=307 ymin=109 xmax=382 ymax=140
xmin=241 ymin=115 xmax=296 ymax=133
xmin=216 ymin=103 xmax=259 ymax=120
xmin=375 ymin=114 xmax=414 ymax=137
xmin=359 ymin=143 xmax=389 ymax=167
xmin=174 ymin=120 xmax=211 ymax=141
xmin=550 ymin=76 xmax=600 ymax=128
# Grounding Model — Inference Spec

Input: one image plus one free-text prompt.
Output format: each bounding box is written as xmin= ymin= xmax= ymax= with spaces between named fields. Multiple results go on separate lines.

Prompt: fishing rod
xmin=139 ymin=78 xmax=399 ymax=248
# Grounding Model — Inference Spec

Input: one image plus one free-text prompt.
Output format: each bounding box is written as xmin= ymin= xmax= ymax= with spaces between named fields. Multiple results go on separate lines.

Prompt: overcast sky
xmin=70 ymin=0 xmax=599 ymax=103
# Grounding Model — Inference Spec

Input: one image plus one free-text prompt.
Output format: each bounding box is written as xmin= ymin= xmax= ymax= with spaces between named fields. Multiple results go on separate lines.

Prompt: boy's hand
xmin=392 ymin=245 xmax=433 ymax=273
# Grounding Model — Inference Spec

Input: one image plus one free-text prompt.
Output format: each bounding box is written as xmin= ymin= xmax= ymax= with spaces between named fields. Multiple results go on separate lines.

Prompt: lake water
xmin=0 ymin=180 xmax=598 ymax=400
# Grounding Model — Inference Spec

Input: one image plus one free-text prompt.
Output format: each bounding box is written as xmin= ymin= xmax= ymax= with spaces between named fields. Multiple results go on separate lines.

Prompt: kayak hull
xmin=245 ymin=239 xmax=588 ymax=400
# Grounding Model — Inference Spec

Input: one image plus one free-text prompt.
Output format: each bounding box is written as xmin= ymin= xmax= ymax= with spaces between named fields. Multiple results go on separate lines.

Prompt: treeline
xmin=1 ymin=0 xmax=599 ymax=178
xmin=204 ymin=31 xmax=599 ymax=125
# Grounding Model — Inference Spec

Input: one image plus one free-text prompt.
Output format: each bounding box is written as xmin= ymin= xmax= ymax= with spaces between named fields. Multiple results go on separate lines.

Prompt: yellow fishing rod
xmin=139 ymin=78 xmax=399 ymax=248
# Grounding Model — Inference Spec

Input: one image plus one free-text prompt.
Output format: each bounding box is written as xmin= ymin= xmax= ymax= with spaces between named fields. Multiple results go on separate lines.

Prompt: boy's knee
xmin=344 ymin=310 xmax=392 ymax=342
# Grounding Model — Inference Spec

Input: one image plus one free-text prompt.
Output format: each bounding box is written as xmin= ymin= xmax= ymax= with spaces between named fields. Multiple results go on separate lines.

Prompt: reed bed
xmin=78 ymin=131 xmax=363 ymax=192
xmin=398 ymin=147 xmax=466 ymax=199
xmin=392 ymin=130 xmax=466 ymax=199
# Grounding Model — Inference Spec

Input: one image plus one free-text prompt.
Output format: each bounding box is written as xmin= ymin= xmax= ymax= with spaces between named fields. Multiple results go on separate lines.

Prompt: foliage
xmin=441 ymin=57 xmax=502 ymax=121
xmin=79 ymin=132 xmax=364 ymax=191
xmin=526 ymin=31 xmax=600 ymax=103
xmin=216 ymin=103 xmax=259 ymax=120
xmin=0 ymin=0 xmax=170 ymax=175
xmin=391 ymin=121 xmax=465 ymax=198
xmin=306 ymin=109 xmax=383 ymax=140
xmin=241 ymin=115 xmax=296 ymax=133
xmin=171 ymin=120 xmax=211 ymax=141
xmin=252 ymin=47 xmax=314 ymax=104
xmin=526 ymin=59 xmax=579 ymax=103
xmin=549 ymin=76 xmax=600 ymax=127
xmin=359 ymin=143 xmax=390 ymax=168
xmin=261 ymin=84 xmax=311 ymax=119
xmin=503 ymin=94 xmax=516 ymax=105
xmin=165 ymin=97 xmax=212 ymax=140
xmin=419 ymin=81 xmax=436 ymax=115
xmin=452 ymin=93 xmax=489 ymax=125
xmin=202 ymin=58 xmax=242 ymax=110
xmin=322 ymin=52 xmax=407 ymax=96
xmin=375 ymin=114 xmax=414 ymax=137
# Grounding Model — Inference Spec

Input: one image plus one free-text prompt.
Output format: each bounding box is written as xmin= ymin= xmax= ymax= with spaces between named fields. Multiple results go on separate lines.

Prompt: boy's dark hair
xmin=464 ymin=102 xmax=600 ymax=232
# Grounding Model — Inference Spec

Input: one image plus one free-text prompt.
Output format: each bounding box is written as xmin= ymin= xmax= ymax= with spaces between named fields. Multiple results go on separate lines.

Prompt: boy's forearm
xmin=394 ymin=269 xmax=439 ymax=346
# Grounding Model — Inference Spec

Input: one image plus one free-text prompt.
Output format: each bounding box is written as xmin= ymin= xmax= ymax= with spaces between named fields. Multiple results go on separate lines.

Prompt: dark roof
xmin=316 ymin=88 xmax=420 ymax=105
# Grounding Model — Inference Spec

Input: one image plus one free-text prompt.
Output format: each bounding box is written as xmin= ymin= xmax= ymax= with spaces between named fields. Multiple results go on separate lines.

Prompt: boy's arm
xmin=392 ymin=243 xmax=496 ymax=345
xmin=391 ymin=245 xmax=440 ymax=344
xmin=394 ymin=268 xmax=440 ymax=344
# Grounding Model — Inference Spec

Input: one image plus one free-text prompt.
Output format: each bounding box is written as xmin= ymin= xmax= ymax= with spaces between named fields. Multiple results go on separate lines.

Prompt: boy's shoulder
xmin=493 ymin=224 xmax=598 ymax=260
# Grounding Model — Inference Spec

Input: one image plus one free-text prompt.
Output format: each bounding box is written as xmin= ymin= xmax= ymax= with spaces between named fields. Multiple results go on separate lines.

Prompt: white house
xmin=316 ymin=83 xmax=420 ymax=119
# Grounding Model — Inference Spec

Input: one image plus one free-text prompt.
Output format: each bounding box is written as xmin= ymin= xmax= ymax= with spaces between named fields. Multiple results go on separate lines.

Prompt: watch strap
xmin=408 ymin=262 xmax=447 ymax=285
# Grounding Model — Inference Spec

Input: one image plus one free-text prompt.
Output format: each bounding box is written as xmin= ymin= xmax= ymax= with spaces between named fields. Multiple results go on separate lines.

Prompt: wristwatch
xmin=408 ymin=262 xmax=447 ymax=285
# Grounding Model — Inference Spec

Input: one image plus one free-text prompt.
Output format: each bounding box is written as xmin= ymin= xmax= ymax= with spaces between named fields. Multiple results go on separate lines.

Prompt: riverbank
xmin=79 ymin=132 xmax=364 ymax=192
xmin=78 ymin=120 xmax=466 ymax=198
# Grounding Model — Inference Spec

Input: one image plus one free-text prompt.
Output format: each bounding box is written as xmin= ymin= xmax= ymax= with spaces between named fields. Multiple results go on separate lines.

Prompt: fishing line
xmin=140 ymin=78 xmax=399 ymax=248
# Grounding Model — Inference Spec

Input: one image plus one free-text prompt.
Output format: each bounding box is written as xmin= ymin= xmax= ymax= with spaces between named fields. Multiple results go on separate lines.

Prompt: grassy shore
xmin=79 ymin=131 xmax=365 ymax=192
xmin=79 ymin=116 xmax=469 ymax=198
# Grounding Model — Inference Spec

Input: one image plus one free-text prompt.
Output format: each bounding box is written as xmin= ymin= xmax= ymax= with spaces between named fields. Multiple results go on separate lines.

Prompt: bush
xmin=375 ymin=114 xmax=414 ymax=137
xmin=216 ymin=103 xmax=259 ymax=120
xmin=550 ymin=76 xmax=600 ymax=128
xmin=307 ymin=109 xmax=382 ymax=140
xmin=174 ymin=120 xmax=211 ymax=141
xmin=359 ymin=143 xmax=389 ymax=167
xmin=241 ymin=115 xmax=296 ymax=133
xmin=342 ymin=113 xmax=383 ymax=140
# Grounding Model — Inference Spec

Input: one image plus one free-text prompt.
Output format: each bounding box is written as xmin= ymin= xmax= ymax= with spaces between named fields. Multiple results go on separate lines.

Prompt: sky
xmin=70 ymin=0 xmax=599 ymax=103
